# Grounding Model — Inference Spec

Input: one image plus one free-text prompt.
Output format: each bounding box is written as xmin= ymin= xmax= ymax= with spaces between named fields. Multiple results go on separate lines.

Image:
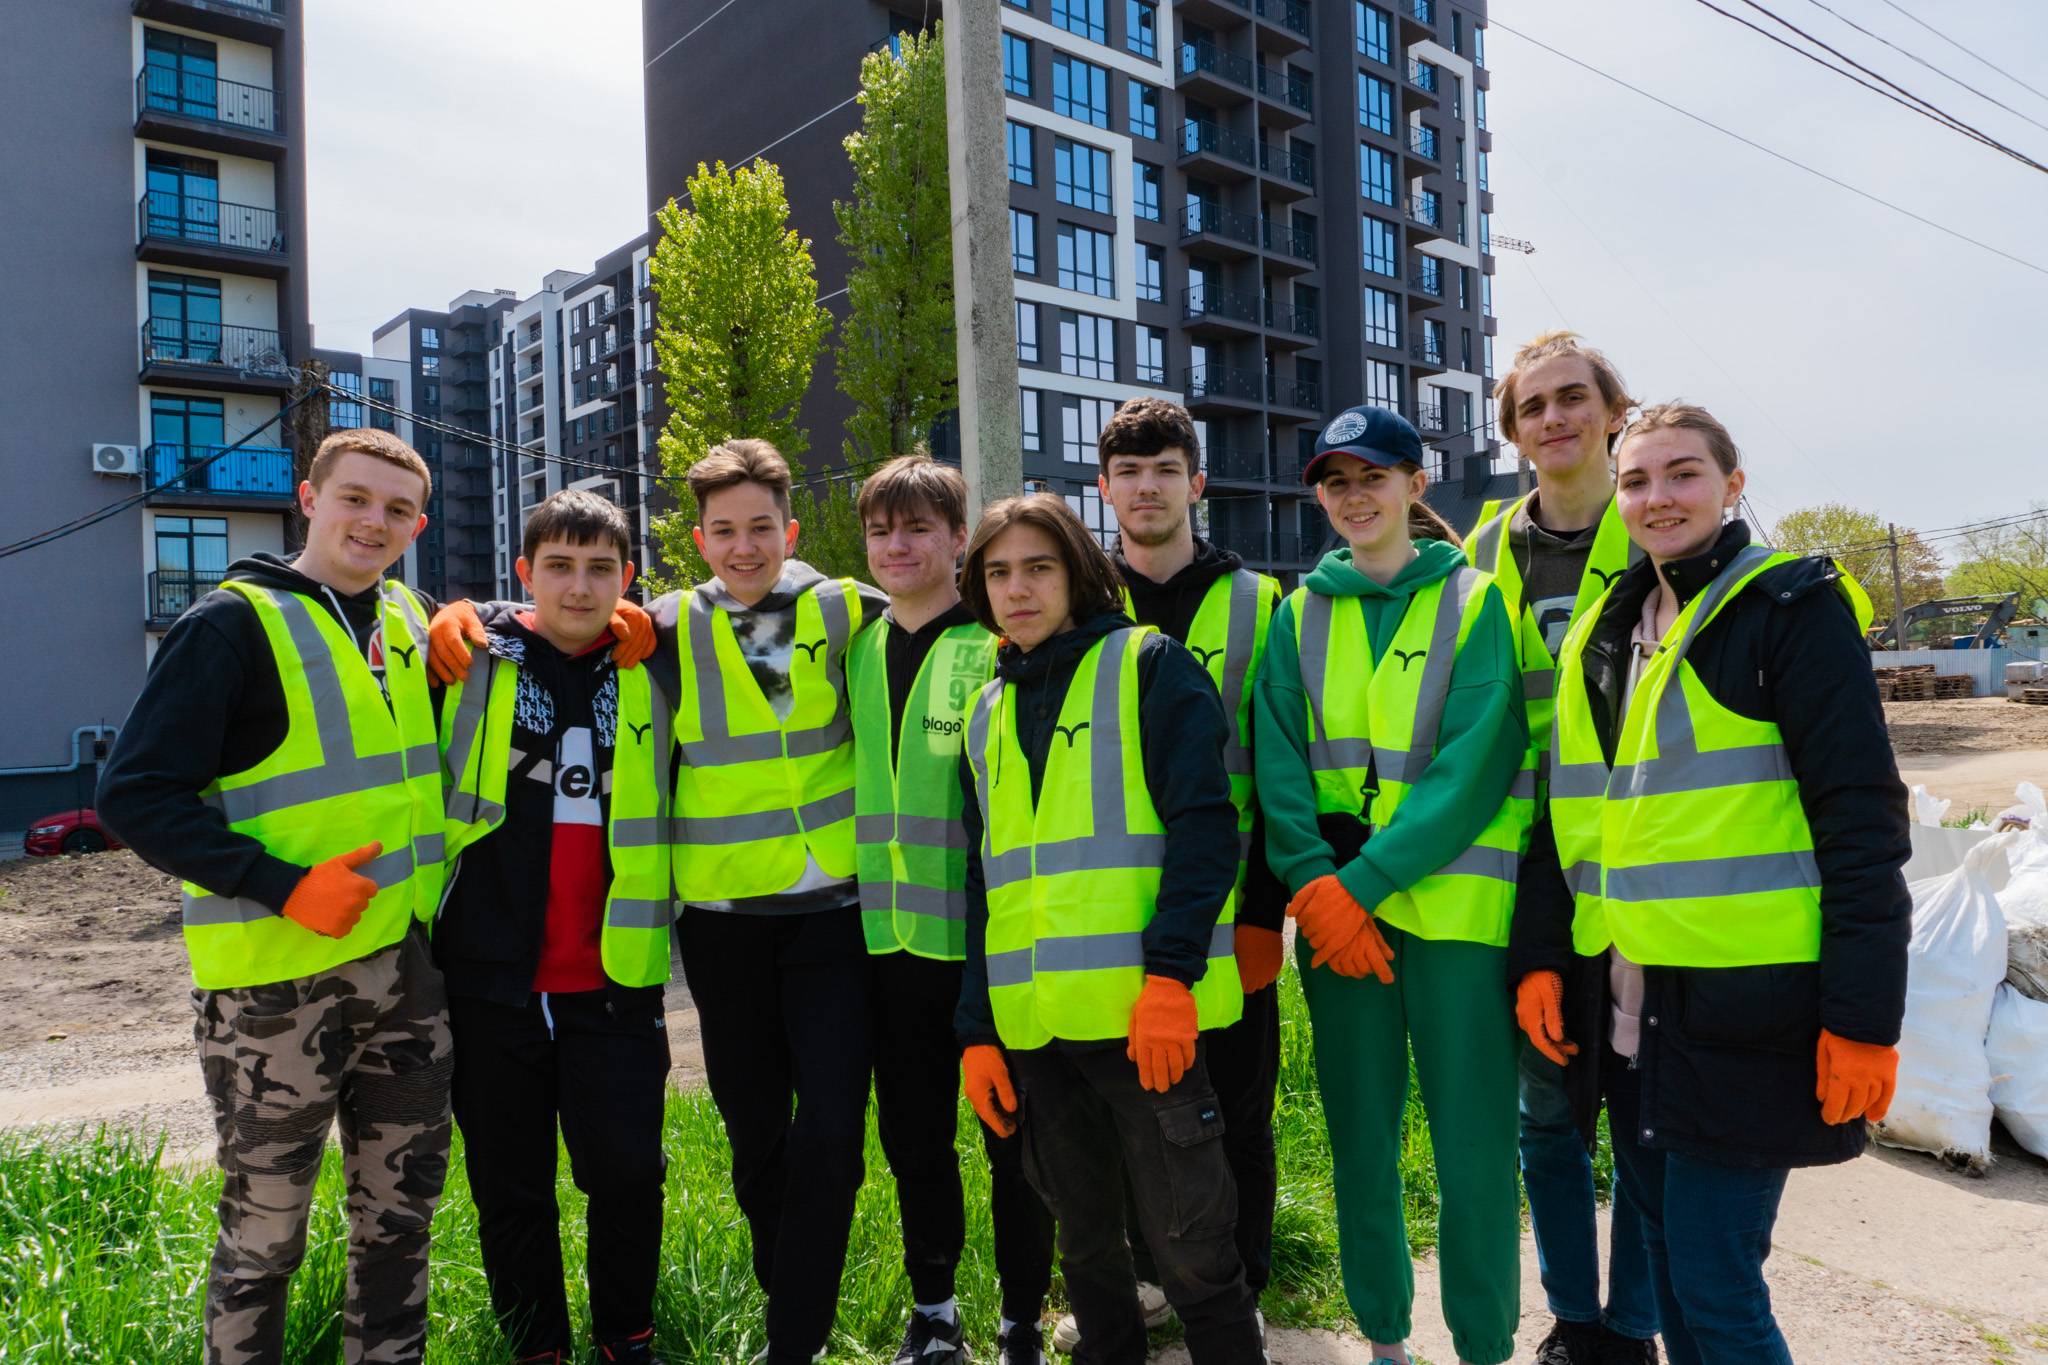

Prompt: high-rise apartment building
xmin=642 ymin=0 xmax=1515 ymax=575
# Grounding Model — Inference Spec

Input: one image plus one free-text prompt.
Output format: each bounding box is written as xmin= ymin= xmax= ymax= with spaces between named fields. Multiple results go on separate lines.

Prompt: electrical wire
xmin=1795 ymin=0 xmax=2048 ymax=137
xmin=1874 ymin=0 xmax=2048 ymax=108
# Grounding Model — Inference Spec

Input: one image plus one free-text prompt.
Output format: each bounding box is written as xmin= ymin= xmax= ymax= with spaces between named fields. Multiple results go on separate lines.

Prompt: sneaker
xmin=1050 ymin=1282 xmax=1175 ymax=1354
xmin=996 ymin=1322 xmax=1044 ymax=1365
xmin=1594 ymin=1327 xmax=1660 ymax=1365
xmin=592 ymin=1327 xmax=666 ymax=1364
xmin=892 ymin=1310 xmax=966 ymax=1365
xmin=1255 ymin=1309 xmax=1269 ymax=1365
xmin=1534 ymin=1318 xmax=1604 ymax=1365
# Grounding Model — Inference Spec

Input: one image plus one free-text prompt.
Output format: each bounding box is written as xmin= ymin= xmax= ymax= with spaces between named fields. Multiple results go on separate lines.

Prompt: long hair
xmin=959 ymin=493 xmax=1125 ymax=636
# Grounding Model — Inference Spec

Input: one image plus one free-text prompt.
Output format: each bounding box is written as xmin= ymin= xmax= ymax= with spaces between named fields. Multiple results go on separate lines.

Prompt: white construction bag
xmin=1986 ymin=984 xmax=2048 ymax=1159
xmin=2001 ymin=817 xmax=2048 ymax=1003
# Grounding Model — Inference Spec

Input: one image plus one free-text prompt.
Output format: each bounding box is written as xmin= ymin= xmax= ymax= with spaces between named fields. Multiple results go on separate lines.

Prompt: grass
xmin=0 ymin=976 xmax=1611 ymax=1361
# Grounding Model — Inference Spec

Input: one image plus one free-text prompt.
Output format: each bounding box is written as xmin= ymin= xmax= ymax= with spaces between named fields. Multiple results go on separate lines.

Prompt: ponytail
xmin=1407 ymin=498 xmax=1461 ymax=548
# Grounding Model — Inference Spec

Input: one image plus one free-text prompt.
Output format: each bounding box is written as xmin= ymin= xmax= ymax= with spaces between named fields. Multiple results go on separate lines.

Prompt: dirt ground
xmin=1887 ymin=696 xmax=2048 ymax=817
xmin=4 ymin=852 xmax=2046 ymax=1363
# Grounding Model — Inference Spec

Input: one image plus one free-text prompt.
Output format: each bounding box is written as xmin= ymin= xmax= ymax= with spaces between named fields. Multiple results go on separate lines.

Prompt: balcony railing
xmin=1183 ymin=363 xmax=1265 ymax=404
xmin=1412 ymin=0 xmax=1435 ymax=21
xmin=1265 ymin=299 xmax=1320 ymax=336
xmin=1182 ymin=286 xmax=1262 ymax=326
xmin=1268 ymin=375 xmax=1323 ymax=410
xmin=1180 ymin=118 xmax=1257 ymax=167
xmin=1180 ymin=39 xmax=1253 ymax=88
xmin=148 ymin=569 xmax=227 ymax=624
xmin=518 ymin=388 xmax=547 ymax=415
xmin=1258 ymin=141 xmax=1316 ymax=188
xmin=1204 ymin=447 xmax=1270 ymax=483
xmin=1408 ymin=59 xmax=1438 ymax=92
xmin=1255 ymin=65 xmax=1314 ymax=112
xmin=1263 ymin=218 xmax=1318 ymax=261
xmin=137 ymin=191 xmax=284 ymax=255
xmin=1253 ymin=0 xmax=1312 ymax=38
xmin=1410 ymin=260 xmax=1445 ymax=297
xmin=1409 ymin=125 xmax=1439 ymax=160
xmin=1406 ymin=194 xmax=1441 ymax=228
xmin=140 ymin=321 xmax=282 ymax=374
xmin=520 ymin=358 xmax=545 ymax=379
xmin=1416 ymin=401 xmax=1446 ymax=432
xmin=1411 ymin=334 xmax=1446 ymax=366
xmin=1180 ymin=202 xmax=1260 ymax=247
xmin=136 ymin=67 xmax=278 ymax=134
xmin=145 ymin=443 xmax=293 ymax=499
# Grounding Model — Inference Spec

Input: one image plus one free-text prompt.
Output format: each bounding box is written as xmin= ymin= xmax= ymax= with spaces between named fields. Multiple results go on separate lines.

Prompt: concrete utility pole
xmin=1888 ymin=522 xmax=1909 ymax=649
xmin=942 ymin=0 xmax=1021 ymax=514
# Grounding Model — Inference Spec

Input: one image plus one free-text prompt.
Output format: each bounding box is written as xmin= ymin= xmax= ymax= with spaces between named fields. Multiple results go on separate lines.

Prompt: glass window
xmin=1483 ymin=272 xmax=1494 ymax=316
xmin=1052 ymin=55 xmax=1110 ymax=128
xmin=1136 ymin=324 xmax=1167 ymax=384
xmin=1127 ymin=1 xmax=1157 ymax=57
xmin=1458 ymin=265 xmax=1470 ymax=310
xmin=1354 ymin=2 xmax=1391 ymax=63
xmin=328 ymin=371 xmax=365 ymax=428
xmin=1452 ymin=10 xmax=1463 ymax=53
xmin=1357 ymin=74 xmax=1393 ymax=135
xmin=142 ymin=29 xmax=219 ymax=119
xmin=1003 ymin=33 xmax=1032 ymax=97
xmin=1480 ymin=210 xmax=1491 ymax=252
xmin=1011 ymin=207 xmax=1038 ymax=275
xmin=420 ymin=354 xmax=441 ymax=376
xmin=1017 ymin=300 xmax=1040 ymax=363
xmin=420 ymin=327 xmax=440 ymax=349
xmin=1135 ymin=241 xmax=1164 ymax=302
xmin=145 ymin=270 xmax=222 ymax=360
xmin=1365 ymin=359 xmax=1402 ymax=412
xmin=1362 ymin=216 xmax=1399 ymax=277
xmin=1133 ymin=161 xmax=1161 ymax=221
xmin=143 ymin=150 xmax=219 ymax=243
xmin=1055 ymin=137 xmax=1114 ymax=213
xmin=1359 ymin=144 xmax=1396 ymax=206
xmin=1051 ymin=0 xmax=1107 ymax=43
xmin=149 ymin=392 xmax=225 ymax=456
xmin=1021 ymin=389 xmax=1043 ymax=452
xmin=1066 ymin=484 xmax=1114 ymax=550
xmin=1479 ymin=148 xmax=1490 ymax=191
xmin=1057 ymin=223 xmax=1116 ymax=296
xmin=1059 ymin=394 xmax=1116 ymax=465
xmin=152 ymin=514 xmax=229 ymax=613
xmin=1475 ymin=23 xmax=1486 ymax=65
xmin=1477 ymin=86 xmax=1488 ymax=129
xmin=1128 ymin=79 xmax=1159 ymax=139
xmin=1485 ymin=333 xmax=1496 ymax=377
xmin=1364 ymin=288 xmax=1400 ymax=348
xmin=1007 ymin=120 xmax=1035 ymax=184
xmin=1058 ymin=310 xmax=1116 ymax=380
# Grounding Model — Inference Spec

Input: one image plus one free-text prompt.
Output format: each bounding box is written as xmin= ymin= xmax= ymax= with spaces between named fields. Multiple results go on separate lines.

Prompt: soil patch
xmin=1885 ymin=696 xmax=2048 ymax=758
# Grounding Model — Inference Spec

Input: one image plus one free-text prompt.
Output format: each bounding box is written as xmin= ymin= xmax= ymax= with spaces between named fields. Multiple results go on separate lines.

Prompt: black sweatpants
xmin=1131 ymin=983 xmax=1281 ymax=1295
xmin=448 ymin=989 xmax=671 ymax=1358
xmin=871 ymin=950 xmax=1056 ymax=1324
xmin=677 ymin=905 xmax=875 ymax=1364
xmin=1010 ymin=1041 xmax=1262 ymax=1365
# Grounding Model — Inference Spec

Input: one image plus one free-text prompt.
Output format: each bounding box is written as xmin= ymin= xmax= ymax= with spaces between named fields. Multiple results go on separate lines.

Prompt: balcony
xmin=1407 ymin=59 xmax=1438 ymax=94
xmin=1407 ymin=124 xmax=1440 ymax=163
xmin=1264 ymin=298 xmax=1320 ymax=342
xmin=1183 ymin=363 xmax=1266 ymax=412
xmin=1182 ymin=286 xmax=1262 ymax=336
xmin=518 ymin=323 xmax=544 ymax=354
xmin=1179 ymin=119 xmax=1257 ymax=179
xmin=1212 ymin=526 xmax=1316 ymax=567
xmin=1256 ymin=141 xmax=1315 ymax=198
xmin=519 ymin=357 xmax=546 ymax=380
xmin=1262 ymin=218 xmax=1318 ymax=269
xmin=132 ymin=0 xmax=284 ymax=45
xmin=139 ymin=322 xmax=291 ymax=392
xmin=1204 ymin=446 xmax=1271 ymax=484
xmin=1400 ymin=0 xmax=1437 ymax=41
xmin=1251 ymin=0 xmax=1312 ymax=53
xmin=147 ymin=568 xmax=226 ymax=628
xmin=1178 ymin=39 xmax=1254 ymax=100
xmin=1268 ymin=374 xmax=1322 ymax=413
xmin=1410 ymin=333 xmax=1448 ymax=373
xmin=518 ymin=387 xmax=547 ymax=416
xmin=1416 ymin=401 xmax=1447 ymax=433
xmin=1408 ymin=259 xmax=1446 ymax=305
xmin=1179 ymin=202 xmax=1260 ymax=259
xmin=144 ymin=442 xmax=294 ymax=507
xmin=1406 ymin=194 xmax=1449 ymax=240
xmin=136 ymin=191 xmax=287 ymax=277
xmin=134 ymin=67 xmax=284 ymax=160
xmin=1254 ymin=65 xmax=1314 ymax=126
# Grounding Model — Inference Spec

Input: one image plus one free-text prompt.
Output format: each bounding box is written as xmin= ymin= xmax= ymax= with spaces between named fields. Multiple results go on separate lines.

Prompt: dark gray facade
xmin=0 ymin=1 xmax=309 ymax=809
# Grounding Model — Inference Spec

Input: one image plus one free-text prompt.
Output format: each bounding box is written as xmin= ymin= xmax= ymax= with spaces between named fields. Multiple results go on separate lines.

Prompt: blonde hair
xmin=1618 ymin=403 xmax=1742 ymax=475
xmin=1492 ymin=330 xmax=1635 ymax=448
xmin=309 ymin=428 xmax=431 ymax=500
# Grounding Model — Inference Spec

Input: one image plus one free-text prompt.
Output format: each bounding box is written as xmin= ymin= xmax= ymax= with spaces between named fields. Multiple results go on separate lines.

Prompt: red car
xmin=24 ymin=808 xmax=123 ymax=857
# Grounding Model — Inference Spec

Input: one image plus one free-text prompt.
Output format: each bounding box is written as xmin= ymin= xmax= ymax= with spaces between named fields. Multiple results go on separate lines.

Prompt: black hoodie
xmin=97 ymin=553 xmax=440 ymax=915
xmin=954 ymin=611 xmax=1241 ymax=1048
xmin=1112 ymin=534 xmax=1287 ymax=934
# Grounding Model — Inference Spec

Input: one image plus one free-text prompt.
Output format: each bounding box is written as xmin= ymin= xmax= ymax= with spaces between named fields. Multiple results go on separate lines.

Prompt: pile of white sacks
xmin=1876 ymin=784 xmax=2048 ymax=1172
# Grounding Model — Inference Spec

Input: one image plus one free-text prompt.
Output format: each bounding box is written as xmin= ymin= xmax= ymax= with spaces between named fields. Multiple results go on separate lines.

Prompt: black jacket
xmin=955 ymin=612 xmax=1240 ymax=1047
xmin=1509 ymin=521 xmax=1911 ymax=1169
xmin=1113 ymin=535 xmax=1286 ymax=934
xmin=97 ymin=554 xmax=440 ymax=914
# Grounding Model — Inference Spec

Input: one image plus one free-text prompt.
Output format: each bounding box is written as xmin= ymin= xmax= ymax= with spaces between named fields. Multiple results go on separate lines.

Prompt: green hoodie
xmin=1253 ymin=538 xmax=1529 ymax=925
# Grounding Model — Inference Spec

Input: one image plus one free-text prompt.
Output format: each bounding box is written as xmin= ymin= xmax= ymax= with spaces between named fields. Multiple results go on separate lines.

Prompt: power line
xmin=1487 ymin=21 xmax=2048 ymax=277
xmin=1796 ymin=0 xmax=2048 ymax=137
xmin=1875 ymin=0 xmax=2048 ymax=108
xmin=643 ymin=0 xmax=744 ymax=71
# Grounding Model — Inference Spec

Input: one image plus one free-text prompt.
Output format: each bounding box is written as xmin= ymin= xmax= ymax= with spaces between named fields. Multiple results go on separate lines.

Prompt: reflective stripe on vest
xmin=850 ymin=620 xmax=996 ymax=960
xmin=1291 ymin=565 xmax=1535 ymax=946
xmin=967 ymin=627 xmax=1242 ymax=1049
xmin=671 ymin=578 xmax=865 ymax=902
xmin=180 ymin=580 xmax=443 ymax=989
xmin=439 ymin=653 xmax=677 ymax=986
xmin=1549 ymin=544 xmax=1875 ymax=967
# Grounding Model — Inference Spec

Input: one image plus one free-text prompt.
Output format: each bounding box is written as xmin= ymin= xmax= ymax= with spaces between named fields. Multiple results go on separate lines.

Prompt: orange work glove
xmin=1515 ymin=970 xmax=1579 ymax=1067
xmin=428 ymin=600 xmax=485 ymax=684
xmin=606 ymin=599 xmax=656 ymax=669
xmin=1287 ymin=875 xmax=1396 ymax=983
xmin=1127 ymin=975 xmax=1199 ymax=1093
xmin=962 ymin=1043 xmax=1018 ymax=1138
xmin=1816 ymin=1029 xmax=1899 ymax=1125
xmin=1234 ymin=924 xmax=1286 ymax=995
xmin=280 ymin=843 xmax=382 ymax=939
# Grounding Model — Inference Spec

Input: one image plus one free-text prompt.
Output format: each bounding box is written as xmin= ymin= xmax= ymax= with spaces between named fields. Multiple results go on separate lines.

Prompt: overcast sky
xmin=305 ymin=0 xmax=2047 ymax=547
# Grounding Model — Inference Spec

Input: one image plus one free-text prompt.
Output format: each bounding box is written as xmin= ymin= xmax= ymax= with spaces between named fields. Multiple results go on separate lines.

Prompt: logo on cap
xmin=1322 ymin=410 xmax=1370 ymax=445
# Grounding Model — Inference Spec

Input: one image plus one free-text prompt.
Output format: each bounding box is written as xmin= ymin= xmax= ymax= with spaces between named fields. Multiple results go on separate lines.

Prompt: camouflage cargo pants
xmin=194 ymin=928 xmax=454 ymax=1365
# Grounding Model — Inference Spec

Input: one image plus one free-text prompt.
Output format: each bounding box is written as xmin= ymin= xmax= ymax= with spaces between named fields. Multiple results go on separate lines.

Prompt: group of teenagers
xmin=97 ymin=329 xmax=1914 ymax=1365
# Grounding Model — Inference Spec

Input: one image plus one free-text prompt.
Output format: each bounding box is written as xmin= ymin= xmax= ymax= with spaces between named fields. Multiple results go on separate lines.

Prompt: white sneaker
xmin=1049 ymin=1282 xmax=1176 ymax=1354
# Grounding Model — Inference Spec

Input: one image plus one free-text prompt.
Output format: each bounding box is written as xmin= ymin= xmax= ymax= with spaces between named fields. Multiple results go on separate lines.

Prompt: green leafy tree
xmin=833 ymin=25 xmax=956 ymax=474
xmin=648 ymin=160 xmax=836 ymax=588
xmin=1947 ymin=503 xmax=2048 ymax=607
xmin=1771 ymin=502 xmax=1942 ymax=633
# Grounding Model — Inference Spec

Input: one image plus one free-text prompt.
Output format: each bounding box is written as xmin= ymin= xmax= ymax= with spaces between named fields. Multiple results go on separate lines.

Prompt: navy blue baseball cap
xmin=1301 ymin=404 xmax=1425 ymax=485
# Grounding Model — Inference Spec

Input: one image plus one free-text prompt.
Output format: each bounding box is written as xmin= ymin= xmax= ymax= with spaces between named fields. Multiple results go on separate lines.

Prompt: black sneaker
xmin=892 ymin=1310 xmax=966 ymax=1365
xmin=1534 ymin=1319 xmax=1604 ymax=1365
xmin=996 ymin=1322 xmax=1043 ymax=1365
xmin=1594 ymin=1327 xmax=1660 ymax=1365
xmin=592 ymin=1327 xmax=667 ymax=1364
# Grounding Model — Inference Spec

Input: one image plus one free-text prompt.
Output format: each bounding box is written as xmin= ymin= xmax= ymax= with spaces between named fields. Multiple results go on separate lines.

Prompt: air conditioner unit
xmin=91 ymin=443 xmax=140 ymax=477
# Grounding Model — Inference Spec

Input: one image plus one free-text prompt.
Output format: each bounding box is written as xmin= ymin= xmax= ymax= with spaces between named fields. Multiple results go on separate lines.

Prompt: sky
xmin=305 ymin=0 xmax=2048 ymax=550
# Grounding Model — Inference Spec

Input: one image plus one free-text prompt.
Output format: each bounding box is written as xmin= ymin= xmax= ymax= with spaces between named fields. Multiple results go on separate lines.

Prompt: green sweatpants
xmin=1296 ymin=923 xmax=1521 ymax=1365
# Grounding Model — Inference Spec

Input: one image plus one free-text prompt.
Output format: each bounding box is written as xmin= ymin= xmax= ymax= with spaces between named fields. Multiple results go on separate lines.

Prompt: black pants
xmin=1010 ymin=1041 xmax=1262 ymax=1365
xmin=1127 ymin=983 xmax=1280 ymax=1296
xmin=448 ymin=989 xmax=670 ymax=1357
xmin=677 ymin=905 xmax=875 ymax=1363
xmin=872 ymin=950 xmax=1056 ymax=1324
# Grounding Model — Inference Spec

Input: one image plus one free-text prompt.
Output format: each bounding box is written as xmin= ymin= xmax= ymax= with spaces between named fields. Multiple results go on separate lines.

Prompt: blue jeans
xmin=1605 ymin=1050 xmax=1794 ymax=1365
xmin=1518 ymin=1043 xmax=1658 ymax=1339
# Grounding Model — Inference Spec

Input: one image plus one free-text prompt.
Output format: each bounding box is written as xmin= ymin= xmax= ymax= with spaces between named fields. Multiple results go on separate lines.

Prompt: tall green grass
xmin=0 ymin=976 xmax=1604 ymax=1360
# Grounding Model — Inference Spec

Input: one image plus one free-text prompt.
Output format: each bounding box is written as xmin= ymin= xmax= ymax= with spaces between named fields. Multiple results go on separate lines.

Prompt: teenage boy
xmin=1472 ymin=331 xmax=1656 ymax=1365
xmin=850 ymin=454 xmax=1058 ymax=1365
xmin=97 ymin=428 xmax=450 ymax=1365
xmin=956 ymin=493 xmax=1264 ymax=1365
xmin=1075 ymin=398 xmax=1282 ymax=1353
xmin=432 ymin=489 xmax=673 ymax=1365
xmin=642 ymin=440 xmax=887 ymax=1365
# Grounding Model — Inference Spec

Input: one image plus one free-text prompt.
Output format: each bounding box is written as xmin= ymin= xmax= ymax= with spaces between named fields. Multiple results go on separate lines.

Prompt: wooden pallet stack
xmin=1875 ymin=664 xmax=1939 ymax=701
xmin=2022 ymin=686 xmax=2048 ymax=707
xmin=1934 ymin=674 xmax=1975 ymax=700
